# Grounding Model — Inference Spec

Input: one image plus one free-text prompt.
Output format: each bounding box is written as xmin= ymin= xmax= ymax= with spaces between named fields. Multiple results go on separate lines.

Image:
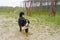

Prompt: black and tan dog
xmin=18 ymin=12 xmax=30 ymax=37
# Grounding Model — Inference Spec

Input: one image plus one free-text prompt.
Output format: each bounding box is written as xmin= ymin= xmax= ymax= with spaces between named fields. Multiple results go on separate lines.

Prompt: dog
xmin=18 ymin=12 xmax=30 ymax=37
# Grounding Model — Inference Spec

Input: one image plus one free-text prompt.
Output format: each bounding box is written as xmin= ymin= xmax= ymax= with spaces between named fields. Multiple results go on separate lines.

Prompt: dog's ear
xmin=28 ymin=21 xmax=30 ymax=24
xmin=26 ymin=19 xmax=30 ymax=24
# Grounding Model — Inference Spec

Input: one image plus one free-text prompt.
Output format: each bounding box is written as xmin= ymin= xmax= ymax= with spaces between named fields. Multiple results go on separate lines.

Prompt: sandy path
xmin=0 ymin=15 xmax=60 ymax=40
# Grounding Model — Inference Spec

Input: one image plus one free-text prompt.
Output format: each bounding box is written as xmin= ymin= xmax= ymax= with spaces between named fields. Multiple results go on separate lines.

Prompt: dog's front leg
xmin=25 ymin=28 xmax=28 ymax=37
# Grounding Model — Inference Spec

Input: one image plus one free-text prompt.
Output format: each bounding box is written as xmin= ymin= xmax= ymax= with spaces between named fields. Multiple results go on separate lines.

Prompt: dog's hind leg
xmin=20 ymin=26 xmax=22 ymax=32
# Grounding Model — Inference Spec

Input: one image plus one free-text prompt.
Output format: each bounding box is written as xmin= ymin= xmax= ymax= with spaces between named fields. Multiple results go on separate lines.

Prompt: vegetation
xmin=0 ymin=6 xmax=60 ymax=40
xmin=0 ymin=6 xmax=60 ymax=25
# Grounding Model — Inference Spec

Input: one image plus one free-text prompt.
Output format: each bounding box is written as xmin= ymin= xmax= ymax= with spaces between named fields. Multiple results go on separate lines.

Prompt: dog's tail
xmin=19 ymin=12 xmax=24 ymax=17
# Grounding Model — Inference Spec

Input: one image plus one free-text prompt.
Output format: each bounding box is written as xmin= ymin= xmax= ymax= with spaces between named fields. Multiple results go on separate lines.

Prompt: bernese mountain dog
xmin=18 ymin=12 xmax=30 ymax=37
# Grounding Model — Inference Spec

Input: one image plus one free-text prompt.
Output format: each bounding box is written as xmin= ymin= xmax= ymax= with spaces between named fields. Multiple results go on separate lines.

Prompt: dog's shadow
xmin=18 ymin=30 xmax=33 ymax=37
xmin=17 ymin=30 xmax=33 ymax=40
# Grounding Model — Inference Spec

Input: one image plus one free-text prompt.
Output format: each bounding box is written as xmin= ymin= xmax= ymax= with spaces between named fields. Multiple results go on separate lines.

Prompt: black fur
xmin=19 ymin=12 xmax=24 ymax=17
xmin=18 ymin=12 xmax=30 ymax=33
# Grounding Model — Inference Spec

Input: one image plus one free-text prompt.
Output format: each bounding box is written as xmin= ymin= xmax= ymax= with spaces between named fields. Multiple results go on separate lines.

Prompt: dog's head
xmin=22 ymin=19 xmax=30 ymax=29
xmin=25 ymin=19 xmax=30 ymax=27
